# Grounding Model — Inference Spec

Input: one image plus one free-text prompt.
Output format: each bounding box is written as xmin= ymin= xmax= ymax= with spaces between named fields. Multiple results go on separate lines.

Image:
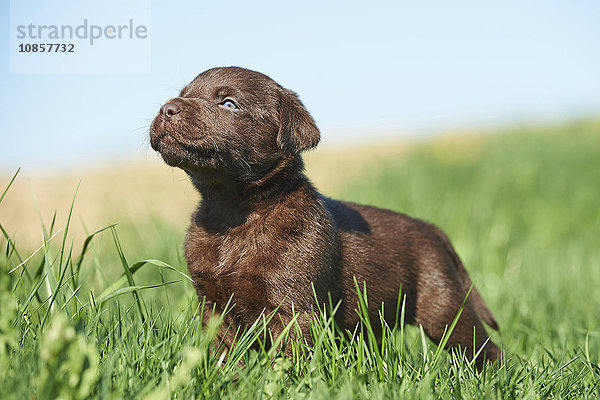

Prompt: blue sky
xmin=1 ymin=1 xmax=599 ymax=173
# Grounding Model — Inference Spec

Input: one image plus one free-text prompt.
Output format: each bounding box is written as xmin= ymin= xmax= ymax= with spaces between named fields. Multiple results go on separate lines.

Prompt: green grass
xmin=1 ymin=120 xmax=599 ymax=398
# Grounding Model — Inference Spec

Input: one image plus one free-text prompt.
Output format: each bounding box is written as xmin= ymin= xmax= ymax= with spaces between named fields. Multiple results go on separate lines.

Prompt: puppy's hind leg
xmin=441 ymin=303 xmax=500 ymax=370
xmin=415 ymin=279 xmax=500 ymax=370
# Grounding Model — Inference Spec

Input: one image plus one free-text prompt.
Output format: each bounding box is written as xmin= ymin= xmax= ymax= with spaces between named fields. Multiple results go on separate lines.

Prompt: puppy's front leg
xmin=199 ymin=298 xmax=239 ymax=360
xmin=260 ymin=309 xmax=312 ymax=358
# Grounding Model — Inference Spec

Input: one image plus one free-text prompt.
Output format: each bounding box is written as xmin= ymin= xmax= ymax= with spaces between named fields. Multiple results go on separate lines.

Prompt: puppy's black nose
xmin=161 ymin=103 xmax=181 ymax=119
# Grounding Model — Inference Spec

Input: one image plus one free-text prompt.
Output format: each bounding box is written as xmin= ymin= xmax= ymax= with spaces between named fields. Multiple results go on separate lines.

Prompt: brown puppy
xmin=150 ymin=67 xmax=500 ymax=368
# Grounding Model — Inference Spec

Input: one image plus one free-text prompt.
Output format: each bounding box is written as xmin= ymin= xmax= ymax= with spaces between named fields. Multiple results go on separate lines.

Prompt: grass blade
xmin=111 ymin=226 xmax=145 ymax=323
xmin=97 ymin=280 xmax=183 ymax=306
xmin=0 ymin=168 xmax=20 ymax=205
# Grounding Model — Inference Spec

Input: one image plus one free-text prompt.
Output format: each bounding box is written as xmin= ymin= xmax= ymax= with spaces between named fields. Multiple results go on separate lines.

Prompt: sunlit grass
xmin=1 ymin=119 xmax=599 ymax=398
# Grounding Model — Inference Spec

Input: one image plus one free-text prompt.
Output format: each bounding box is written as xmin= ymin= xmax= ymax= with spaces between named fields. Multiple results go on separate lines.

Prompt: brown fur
xmin=150 ymin=66 xmax=500 ymax=369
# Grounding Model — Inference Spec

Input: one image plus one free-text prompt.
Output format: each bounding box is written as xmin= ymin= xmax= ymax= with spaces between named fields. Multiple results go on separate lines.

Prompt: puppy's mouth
xmin=150 ymin=124 xmax=221 ymax=169
xmin=151 ymin=130 xmax=170 ymax=146
xmin=151 ymin=130 xmax=180 ymax=150
xmin=150 ymin=128 xmax=181 ymax=153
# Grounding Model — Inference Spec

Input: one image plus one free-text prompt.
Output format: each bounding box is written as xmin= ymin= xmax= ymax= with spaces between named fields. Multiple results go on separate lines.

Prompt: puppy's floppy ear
xmin=277 ymin=89 xmax=320 ymax=153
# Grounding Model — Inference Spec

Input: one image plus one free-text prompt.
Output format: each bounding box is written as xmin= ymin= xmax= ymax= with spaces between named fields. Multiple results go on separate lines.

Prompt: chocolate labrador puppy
xmin=150 ymin=67 xmax=500 ymax=368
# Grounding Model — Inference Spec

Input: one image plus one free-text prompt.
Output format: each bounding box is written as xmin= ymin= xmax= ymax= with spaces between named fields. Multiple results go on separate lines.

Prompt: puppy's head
xmin=150 ymin=67 xmax=319 ymax=180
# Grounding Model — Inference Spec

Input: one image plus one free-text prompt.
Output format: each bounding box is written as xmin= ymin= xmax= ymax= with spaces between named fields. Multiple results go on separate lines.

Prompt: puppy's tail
xmin=433 ymin=227 xmax=500 ymax=331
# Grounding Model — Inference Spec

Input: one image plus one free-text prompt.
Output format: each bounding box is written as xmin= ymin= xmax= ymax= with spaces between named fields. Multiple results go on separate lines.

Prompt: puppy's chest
xmin=185 ymin=223 xmax=284 ymax=303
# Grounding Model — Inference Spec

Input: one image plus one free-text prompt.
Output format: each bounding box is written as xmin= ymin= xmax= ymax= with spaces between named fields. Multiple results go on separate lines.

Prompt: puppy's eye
xmin=220 ymin=99 xmax=238 ymax=109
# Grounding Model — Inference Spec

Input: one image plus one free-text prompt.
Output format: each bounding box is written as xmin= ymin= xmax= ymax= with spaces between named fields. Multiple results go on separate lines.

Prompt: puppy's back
xmin=324 ymin=197 xmax=498 ymax=332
